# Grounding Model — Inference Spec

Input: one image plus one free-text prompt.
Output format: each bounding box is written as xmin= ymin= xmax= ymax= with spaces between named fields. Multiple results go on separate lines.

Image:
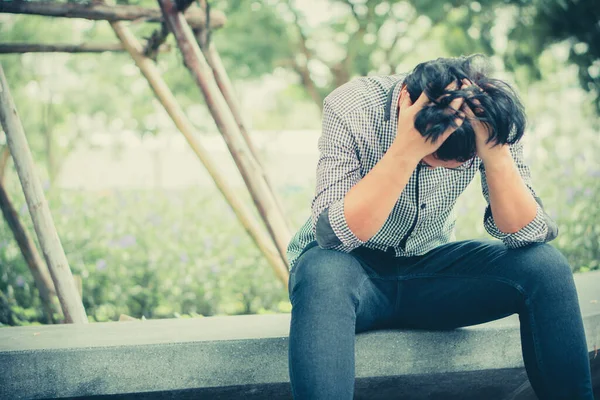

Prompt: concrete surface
xmin=1 ymin=270 xmax=598 ymax=400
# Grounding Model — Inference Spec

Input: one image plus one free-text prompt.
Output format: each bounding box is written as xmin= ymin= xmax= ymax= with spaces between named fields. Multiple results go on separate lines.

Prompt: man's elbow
xmin=496 ymin=222 xmax=526 ymax=235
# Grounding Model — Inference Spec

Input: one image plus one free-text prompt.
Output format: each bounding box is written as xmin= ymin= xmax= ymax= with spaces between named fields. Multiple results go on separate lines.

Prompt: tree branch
xmin=0 ymin=1 xmax=226 ymax=30
xmin=0 ymin=42 xmax=170 ymax=54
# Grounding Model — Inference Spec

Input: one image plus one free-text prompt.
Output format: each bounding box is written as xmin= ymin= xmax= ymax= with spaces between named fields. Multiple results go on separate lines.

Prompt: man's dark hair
xmin=403 ymin=54 xmax=526 ymax=162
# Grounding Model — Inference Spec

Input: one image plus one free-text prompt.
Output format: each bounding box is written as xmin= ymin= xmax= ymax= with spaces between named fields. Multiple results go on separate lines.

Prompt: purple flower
xmin=146 ymin=214 xmax=162 ymax=226
xmin=116 ymin=192 xmax=127 ymax=206
xmin=587 ymin=169 xmax=600 ymax=178
xmin=180 ymin=252 xmax=189 ymax=264
xmin=96 ymin=259 xmax=107 ymax=271
xmin=584 ymin=188 xmax=593 ymax=197
xmin=566 ymin=188 xmax=576 ymax=204
xmin=210 ymin=263 xmax=220 ymax=274
xmin=60 ymin=206 xmax=73 ymax=216
xmin=15 ymin=275 xmax=25 ymax=287
xmin=42 ymin=180 xmax=50 ymax=191
xmin=115 ymin=235 xmax=136 ymax=248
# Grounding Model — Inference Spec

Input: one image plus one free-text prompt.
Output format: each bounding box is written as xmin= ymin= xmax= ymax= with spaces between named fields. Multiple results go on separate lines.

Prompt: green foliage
xmin=444 ymin=0 xmax=599 ymax=111
xmin=211 ymin=1 xmax=293 ymax=79
xmin=0 ymin=183 xmax=306 ymax=326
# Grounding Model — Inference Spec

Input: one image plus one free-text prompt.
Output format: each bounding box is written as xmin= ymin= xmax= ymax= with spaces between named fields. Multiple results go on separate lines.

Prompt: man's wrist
xmin=480 ymin=145 xmax=512 ymax=170
xmin=387 ymin=140 xmax=423 ymax=166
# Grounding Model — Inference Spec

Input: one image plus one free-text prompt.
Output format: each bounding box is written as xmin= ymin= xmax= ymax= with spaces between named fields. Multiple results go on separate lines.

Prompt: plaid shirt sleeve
xmin=311 ymin=100 xmax=366 ymax=252
xmin=480 ymin=141 xmax=559 ymax=248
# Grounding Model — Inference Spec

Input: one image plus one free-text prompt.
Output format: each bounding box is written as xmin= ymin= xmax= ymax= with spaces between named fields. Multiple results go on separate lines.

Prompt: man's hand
xmin=392 ymin=81 xmax=466 ymax=162
xmin=460 ymin=78 xmax=511 ymax=165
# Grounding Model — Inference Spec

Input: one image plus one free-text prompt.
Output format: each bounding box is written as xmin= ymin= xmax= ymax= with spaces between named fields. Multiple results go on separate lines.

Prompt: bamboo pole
xmin=109 ymin=22 xmax=289 ymax=286
xmin=0 ymin=64 xmax=87 ymax=324
xmin=0 ymin=1 xmax=225 ymax=30
xmin=0 ymin=42 xmax=170 ymax=54
xmin=0 ymin=146 xmax=60 ymax=323
xmin=198 ymin=38 xmax=292 ymax=233
xmin=0 ymin=146 xmax=9 ymax=179
xmin=158 ymin=0 xmax=293 ymax=263
xmin=0 ymin=182 xmax=59 ymax=324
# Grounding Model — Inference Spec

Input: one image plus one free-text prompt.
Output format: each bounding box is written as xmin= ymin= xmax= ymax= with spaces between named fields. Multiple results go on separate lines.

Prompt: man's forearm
xmin=483 ymin=146 xmax=538 ymax=234
xmin=344 ymin=141 xmax=420 ymax=242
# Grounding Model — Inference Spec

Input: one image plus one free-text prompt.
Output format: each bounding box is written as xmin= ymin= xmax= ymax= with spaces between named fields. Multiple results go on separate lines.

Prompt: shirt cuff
xmin=316 ymin=198 xmax=365 ymax=252
xmin=484 ymin=202 xmax=549 ymax=248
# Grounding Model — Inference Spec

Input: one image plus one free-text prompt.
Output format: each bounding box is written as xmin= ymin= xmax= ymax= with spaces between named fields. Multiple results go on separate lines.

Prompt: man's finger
xmin=399 ymin=87 xmax=412 ymax=112
xmin=440 ymin=110 xmax=466 ymax=142
xmin=461 ymin=103 xmax=476 ymax=119
xmin=445 ymin=80 xmax=460 ymax=91
xmin=447 ymin=94 xmax=465 ymax=117
xmin=412 ymin=89 xmax=431 ymax=110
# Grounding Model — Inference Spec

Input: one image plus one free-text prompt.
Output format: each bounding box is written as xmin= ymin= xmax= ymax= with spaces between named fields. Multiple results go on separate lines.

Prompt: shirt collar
xmin=384 ymin=75 xmax=406 ymax=123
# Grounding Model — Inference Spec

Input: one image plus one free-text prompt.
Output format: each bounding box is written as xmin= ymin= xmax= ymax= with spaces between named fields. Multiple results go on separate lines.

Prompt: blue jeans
xmin=287 ymin=239 xmax=595 ymax=399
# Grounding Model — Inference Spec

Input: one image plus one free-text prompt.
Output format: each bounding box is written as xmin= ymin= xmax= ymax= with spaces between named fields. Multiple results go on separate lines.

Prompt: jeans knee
xmin=289 ymin=247 xmax=364 ymax=303
xmin=515 ymin=244 xmax=574 ymax=290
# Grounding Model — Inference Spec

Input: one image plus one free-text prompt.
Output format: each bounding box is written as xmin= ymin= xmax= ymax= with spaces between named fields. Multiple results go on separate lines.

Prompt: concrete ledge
xmin=1 ymin=271 xmax=599 ymax=400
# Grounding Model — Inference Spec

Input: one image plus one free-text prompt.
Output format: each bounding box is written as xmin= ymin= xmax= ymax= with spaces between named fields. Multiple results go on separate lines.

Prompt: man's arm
xmin=460 ymin=77 xmax=557 ymax=247
xmin=479 ymin=141 xmax=558 ymax=247
xmin=311 ymin=100 xmax=418 ymax=251
xmin=314 ymin=84 xmax=465 ymax=251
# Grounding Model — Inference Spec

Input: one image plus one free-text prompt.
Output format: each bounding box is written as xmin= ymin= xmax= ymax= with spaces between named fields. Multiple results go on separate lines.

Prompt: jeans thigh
xmin=392 ymin=239 xmax=566 ymax=329
xmin=395 ymin=274 xmax=524 ymax=329
xmin=288 ymin=243 xmax=397 ymax=333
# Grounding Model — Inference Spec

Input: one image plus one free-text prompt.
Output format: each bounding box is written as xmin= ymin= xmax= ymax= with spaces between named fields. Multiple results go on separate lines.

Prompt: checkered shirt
xmin=286 ymin=73 xmax=558 ymax=270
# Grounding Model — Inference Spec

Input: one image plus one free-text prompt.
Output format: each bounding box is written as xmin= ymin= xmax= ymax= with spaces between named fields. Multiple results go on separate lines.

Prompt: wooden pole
xmin=198 ymin=39 xmax=292 ymax=233
xmin=0 ymin=42 xmax=170 ymax=54
xmin=158 ymin=0 xmax=293 ymax=263
xmin=0 ymin=1 xmax=225 ymax=30
xmin=0 ymin=183 xmax=59 ymax=324
xmin=0 ymin=64 xmax=87 ymax=324
xmin=0 ymin=146 xmax=9 ymax=179
xmin=0 ymin=146 xmax=60 ymax=324
xmin=109 ymin=22 xmax=289 ymax=286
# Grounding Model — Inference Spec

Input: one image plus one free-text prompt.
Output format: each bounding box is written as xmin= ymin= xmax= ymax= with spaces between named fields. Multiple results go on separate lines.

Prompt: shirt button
xmin=421 ymin=203 xmax=427 ymax=210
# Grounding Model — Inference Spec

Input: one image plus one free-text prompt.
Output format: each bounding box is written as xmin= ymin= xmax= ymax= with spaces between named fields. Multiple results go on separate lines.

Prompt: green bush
xmin=0 ymin=183 xmax=306 ymax=326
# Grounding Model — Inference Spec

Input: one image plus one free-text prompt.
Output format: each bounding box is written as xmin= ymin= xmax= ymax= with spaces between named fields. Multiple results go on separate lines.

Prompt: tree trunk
xmin=0 ymin=64 xmax=87 ymax=324
xmin=158 ymin=0 xmax=292 ymax=265
xmin=0 ymin=1 xmax=225 ymax=30
xmin=109 ymin=22 xmax=289 ymax=286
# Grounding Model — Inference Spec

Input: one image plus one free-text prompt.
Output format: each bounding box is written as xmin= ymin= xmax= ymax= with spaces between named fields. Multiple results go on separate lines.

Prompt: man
xmin=286 ymin=55 xmax=594 ymax=400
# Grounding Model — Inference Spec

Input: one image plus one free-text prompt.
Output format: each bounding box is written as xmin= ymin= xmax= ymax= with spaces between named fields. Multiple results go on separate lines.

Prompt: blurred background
xmin=0 ymin=0 xmax=598 ymax=326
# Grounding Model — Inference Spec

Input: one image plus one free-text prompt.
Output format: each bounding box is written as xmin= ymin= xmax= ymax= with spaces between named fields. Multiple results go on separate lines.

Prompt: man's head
xmin=401 ymin=54 xmax=526 ymax=164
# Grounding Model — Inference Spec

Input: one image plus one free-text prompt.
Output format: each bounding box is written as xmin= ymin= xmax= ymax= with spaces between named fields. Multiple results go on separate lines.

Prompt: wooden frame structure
xmin=0 ymin=0 xmax=292 ymax=324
